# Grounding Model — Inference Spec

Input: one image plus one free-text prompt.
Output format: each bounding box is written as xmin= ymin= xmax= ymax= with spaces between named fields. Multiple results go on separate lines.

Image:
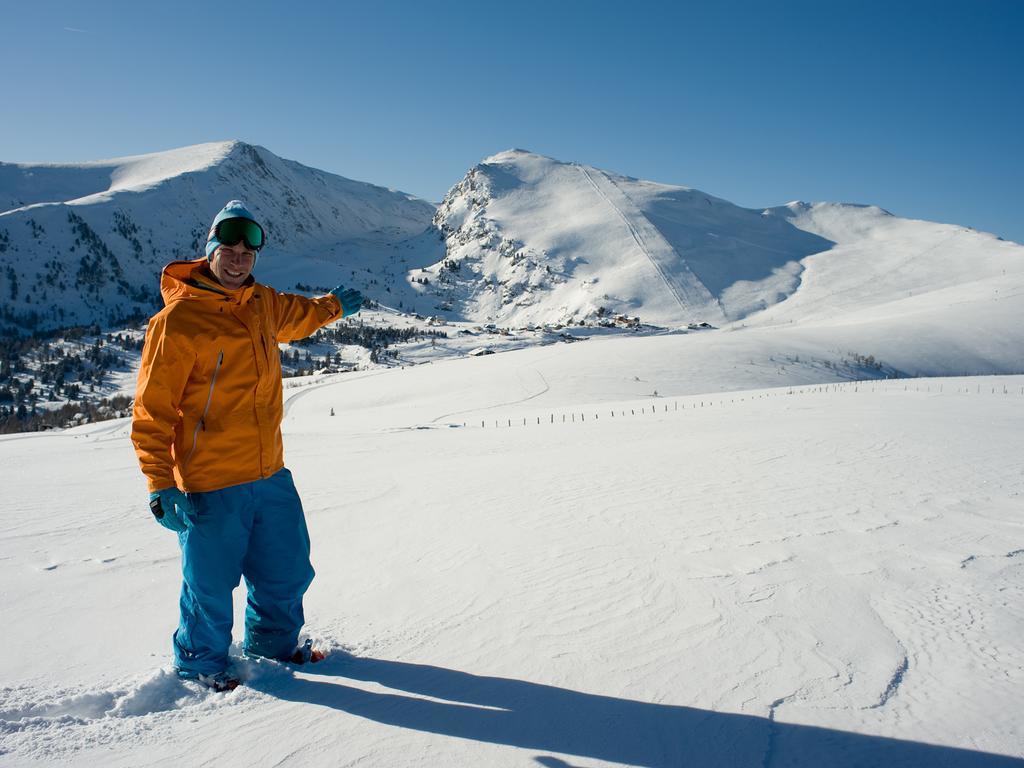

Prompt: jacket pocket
xmin=184 ymin=350 xmax=224 ymax=468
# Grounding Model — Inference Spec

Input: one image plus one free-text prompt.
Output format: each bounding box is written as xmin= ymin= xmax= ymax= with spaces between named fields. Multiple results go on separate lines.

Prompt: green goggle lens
xmin=216 ymin=218 xmax=265 ymax=250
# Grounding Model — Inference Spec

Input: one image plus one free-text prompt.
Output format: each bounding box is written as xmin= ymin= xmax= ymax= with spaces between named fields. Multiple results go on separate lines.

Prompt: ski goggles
xmin=214 ymin=217 xmax=265 ymax=251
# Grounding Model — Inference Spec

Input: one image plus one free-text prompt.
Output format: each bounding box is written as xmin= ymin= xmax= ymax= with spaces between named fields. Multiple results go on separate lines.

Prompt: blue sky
xmin=3 ymin=0 xmax=1022 ymax=242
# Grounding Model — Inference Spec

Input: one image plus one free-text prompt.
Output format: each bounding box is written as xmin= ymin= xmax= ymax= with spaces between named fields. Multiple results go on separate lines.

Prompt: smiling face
xmin=209 ymin=241 xmax=256 ymax=290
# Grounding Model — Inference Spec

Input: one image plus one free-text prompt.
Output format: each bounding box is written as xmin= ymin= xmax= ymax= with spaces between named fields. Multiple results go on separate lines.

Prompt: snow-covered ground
xmin=2 ymin=140 xmax=1023 ymax=766
xmin=1 ymin=329 xmax=1022 ymax=767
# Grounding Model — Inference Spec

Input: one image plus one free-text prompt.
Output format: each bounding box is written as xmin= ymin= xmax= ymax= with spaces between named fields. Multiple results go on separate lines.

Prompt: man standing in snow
xmin=130 ymin=201 xmax=363 ymax=692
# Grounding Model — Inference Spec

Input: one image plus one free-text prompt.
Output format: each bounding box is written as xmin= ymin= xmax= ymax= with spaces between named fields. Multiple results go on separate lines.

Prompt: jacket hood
xmin=160 ymin=258 xmax=255 ymax=307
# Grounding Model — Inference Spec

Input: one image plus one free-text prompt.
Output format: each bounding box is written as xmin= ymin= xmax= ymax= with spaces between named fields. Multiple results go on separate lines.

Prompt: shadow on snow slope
xmin=640 ymin=187 xmax=835 ymax=301
xmin=261 ymin=655 xmax=1022 ymax=768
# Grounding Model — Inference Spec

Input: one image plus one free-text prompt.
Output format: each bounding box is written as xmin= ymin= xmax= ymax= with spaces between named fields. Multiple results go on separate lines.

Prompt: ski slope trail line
xmin=576 ymin=164 xmax=725 ymax=324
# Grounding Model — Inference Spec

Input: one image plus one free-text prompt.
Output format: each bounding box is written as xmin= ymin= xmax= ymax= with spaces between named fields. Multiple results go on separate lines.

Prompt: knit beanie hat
xmin=205 ymin=200 xmax=264 ymax=259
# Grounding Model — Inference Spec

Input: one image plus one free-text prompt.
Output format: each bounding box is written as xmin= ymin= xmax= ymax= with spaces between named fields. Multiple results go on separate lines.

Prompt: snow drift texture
xmin=1 ymin=357 xmax=1022 ymax=766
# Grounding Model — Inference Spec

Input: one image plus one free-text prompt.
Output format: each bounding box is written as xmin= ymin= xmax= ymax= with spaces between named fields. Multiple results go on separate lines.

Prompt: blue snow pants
xmin=173 ymin=468 xmax=315 ymax=676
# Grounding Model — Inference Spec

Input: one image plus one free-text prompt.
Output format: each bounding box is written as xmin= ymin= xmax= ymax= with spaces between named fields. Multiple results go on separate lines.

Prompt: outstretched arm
xmin=273 ymin=285 xmax=362 ymax=343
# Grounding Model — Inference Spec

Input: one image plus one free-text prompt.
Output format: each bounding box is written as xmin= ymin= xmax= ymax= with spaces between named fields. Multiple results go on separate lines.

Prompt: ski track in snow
xmin=575 ymin=164 xmax=721 ymax=320
xmin=428 ymin=367 xmax=552 ymax=425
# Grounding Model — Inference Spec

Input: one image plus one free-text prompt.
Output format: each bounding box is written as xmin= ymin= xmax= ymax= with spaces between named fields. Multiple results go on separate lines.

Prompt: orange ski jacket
xmin=131 ymin=258 xmax=343 ymax=493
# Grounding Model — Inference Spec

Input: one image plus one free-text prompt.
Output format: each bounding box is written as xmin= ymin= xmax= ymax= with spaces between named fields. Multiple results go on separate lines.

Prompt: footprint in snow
xmin=0 ymin=669 xmax=233 ymax=728
xmin=0 ymin=690 xmax=117 ymax=723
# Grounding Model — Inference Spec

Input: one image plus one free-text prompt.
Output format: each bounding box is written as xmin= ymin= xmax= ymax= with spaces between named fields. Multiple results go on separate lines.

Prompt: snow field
xmin=2 ymin=138 xmax=1023 ymax=766
xmin=2 ymin=345 xmax=1020 ymax=765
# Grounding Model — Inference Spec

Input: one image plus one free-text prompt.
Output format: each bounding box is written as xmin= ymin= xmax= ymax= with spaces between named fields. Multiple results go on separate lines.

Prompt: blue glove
xmin=330 ymin=285 xmax=363 ymax=317
xmin=149 ymin=488 xmax=192 ymax=532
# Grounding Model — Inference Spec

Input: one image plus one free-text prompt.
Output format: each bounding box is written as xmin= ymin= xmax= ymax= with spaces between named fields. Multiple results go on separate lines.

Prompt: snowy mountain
xmin=423 ymin=149 xmax=831 ymax=327
xmin=418 ymin=150 xmax=1024 ymax=339
xmin=744 ymin=200 xmax=1024 ymax=376
xmin=2 ymin=139 xmax=1023 ymax=429
xmin=0 ymin=141 xmax=436 ymax=334
xmin=4 ymin=141 xmax=1021 ymax=354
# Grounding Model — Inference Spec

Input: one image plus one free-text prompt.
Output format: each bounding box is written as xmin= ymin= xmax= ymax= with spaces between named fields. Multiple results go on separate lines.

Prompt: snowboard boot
xmin=178 ymin=668 xmax=241 ymax=692
xmin=289 ymin=638 xmax=326 ymax=665
xmin=197 ymin=671 xmax=241 ymax=692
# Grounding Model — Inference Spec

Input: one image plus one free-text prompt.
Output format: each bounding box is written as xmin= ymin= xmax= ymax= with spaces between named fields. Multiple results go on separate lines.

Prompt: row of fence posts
xmin=465 ymin=379 xmax=1024 ymax=429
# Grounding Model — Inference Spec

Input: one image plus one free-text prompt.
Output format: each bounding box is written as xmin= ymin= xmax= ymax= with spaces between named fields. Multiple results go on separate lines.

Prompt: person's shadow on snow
xmin=257 ymin=653 xmax=1022 ymax=768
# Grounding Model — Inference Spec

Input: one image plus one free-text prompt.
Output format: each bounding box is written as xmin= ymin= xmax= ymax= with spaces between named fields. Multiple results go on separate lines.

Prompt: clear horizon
xmin=3 ymin=0 xmax=1022 ymax=243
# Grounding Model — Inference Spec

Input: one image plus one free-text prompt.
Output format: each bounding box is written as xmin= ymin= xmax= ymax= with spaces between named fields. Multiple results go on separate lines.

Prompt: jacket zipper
xmin=184 ymin=350 xmax=224 ymax=467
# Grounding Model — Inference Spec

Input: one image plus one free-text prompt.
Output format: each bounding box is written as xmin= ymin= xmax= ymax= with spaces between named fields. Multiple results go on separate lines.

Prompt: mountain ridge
xmin=1 ymin=141 xmax=1021 ymax=347
xmin=0 ymin=141 xmax=436 ymax=334
xmin=426 ymin=150 xmax=837 ymax=326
